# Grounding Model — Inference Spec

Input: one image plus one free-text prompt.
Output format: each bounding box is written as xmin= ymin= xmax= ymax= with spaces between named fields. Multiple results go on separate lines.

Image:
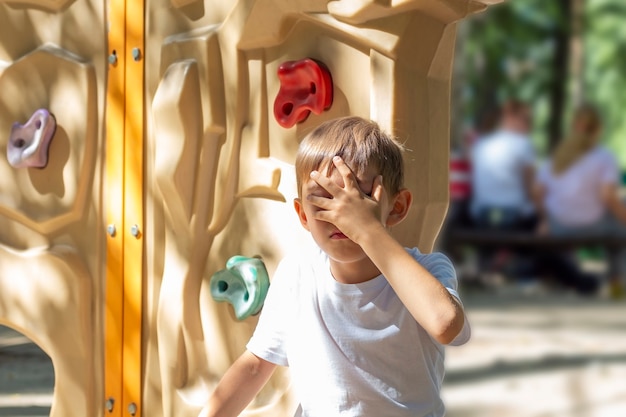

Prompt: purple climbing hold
xmin=7 ymin=109 xmax=57 ymax=168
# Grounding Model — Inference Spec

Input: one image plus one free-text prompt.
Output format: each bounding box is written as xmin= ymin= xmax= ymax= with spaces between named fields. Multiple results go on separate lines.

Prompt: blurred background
xmin=451 ymin=0 xmax=626 ymax=160
xmin=440 ymin=1 xmax=626 ymax=416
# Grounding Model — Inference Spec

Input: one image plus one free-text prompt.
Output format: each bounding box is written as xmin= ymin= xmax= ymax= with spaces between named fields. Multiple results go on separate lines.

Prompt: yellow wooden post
xmin=123 ymin=0 xmax=145 ymax=414
xmin=105 ymin=0 xmax=144 ymax=414
xmin=104 ymin=0 xmax=126 ymax=413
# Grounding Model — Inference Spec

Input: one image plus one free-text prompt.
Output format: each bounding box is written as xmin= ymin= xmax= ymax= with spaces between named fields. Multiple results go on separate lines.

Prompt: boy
xmin=201 ymin=116 xmax=470 ymax=417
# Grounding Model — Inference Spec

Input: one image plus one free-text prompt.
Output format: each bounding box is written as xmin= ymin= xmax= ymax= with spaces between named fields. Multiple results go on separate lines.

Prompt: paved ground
xmin=0 ymin=289 xmax=625 ymax=417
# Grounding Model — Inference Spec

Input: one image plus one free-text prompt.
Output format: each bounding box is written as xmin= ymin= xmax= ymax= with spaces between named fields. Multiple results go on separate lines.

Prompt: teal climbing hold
xmin=210 ymin=255 xmax=270 ymax=320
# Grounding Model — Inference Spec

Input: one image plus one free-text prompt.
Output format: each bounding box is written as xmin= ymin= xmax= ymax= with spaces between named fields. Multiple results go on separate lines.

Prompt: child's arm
xmin=308 ymin=156 xmax=465 ymax=344
xmin=354 ymin=217 xmax=465 ymax=345
xmin=199 ymin=350 xmax=277 ymax=417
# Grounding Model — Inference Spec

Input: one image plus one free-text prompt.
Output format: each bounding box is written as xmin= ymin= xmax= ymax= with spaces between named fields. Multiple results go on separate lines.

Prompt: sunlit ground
xmin=0 ymin=327 xmax=52 ymax=417
xmin=442 ymin=291 xmax=626 ymax=417
xmin=1 ymin=290 xmax=625 ymax=417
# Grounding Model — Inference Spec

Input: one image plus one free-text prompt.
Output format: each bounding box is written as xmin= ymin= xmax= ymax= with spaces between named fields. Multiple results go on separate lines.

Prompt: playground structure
xmin=0 ymin=1 xmax=498 ymax=416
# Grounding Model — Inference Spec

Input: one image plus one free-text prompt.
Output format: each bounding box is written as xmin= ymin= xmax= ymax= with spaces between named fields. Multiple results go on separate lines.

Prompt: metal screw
xmin=105 ymin=397 xmax=114 ymax=412
xmin=130 ymin=224 xmax=140 ymax=238
xmin=128 ymin=402 xmax=137 ymax=416
xmin=132 ymin=48 xmax=142 ymax=62
xmin=107 ymin=224 xmax=116 ymax=237
xmin=108 ymin=51 xmax=117 ymax=65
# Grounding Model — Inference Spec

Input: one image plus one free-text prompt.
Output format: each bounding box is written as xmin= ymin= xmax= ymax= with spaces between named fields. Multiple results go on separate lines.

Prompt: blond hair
xmin=552 ymin=104 xmax=602 ymax=175
xmin=295 ymin=116 xmax=405 ymax=198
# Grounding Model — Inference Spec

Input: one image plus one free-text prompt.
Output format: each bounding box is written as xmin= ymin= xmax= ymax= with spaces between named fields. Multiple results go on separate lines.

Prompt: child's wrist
xmin=355 ymin=222 xmax=390 ymax=248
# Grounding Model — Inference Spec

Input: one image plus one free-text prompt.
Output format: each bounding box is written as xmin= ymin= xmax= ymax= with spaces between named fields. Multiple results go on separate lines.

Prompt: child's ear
xmin=293 ymin=198 xmax=311 ymax=231
xmin=385 ymin=188 xmax=412 ymax=227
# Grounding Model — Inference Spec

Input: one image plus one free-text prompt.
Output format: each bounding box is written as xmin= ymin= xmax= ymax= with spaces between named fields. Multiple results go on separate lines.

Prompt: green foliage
xmin=585 ymin=0 xmax=626 ymax=167
xmin=456 ymin=0 xmax=626 ymax=166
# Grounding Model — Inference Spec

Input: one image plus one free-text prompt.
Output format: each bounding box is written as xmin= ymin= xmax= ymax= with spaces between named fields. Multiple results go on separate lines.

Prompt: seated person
xmin=534 ymin=103 xmax=626 ymax=296
xmin=534 ymin=103 xmax=626 ymax=235
xmin=466 ymin=100 xmax=540 ymax=286
xmin=470 ymin=99 xmax=537 ymax=231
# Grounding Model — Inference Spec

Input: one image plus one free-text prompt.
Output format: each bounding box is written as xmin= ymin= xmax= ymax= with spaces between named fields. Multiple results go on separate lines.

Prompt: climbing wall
xmin=143 ymin=1 xmax=494 ymax=417
xmin=0 ymin=1 xmax=496 ymax=417
xmin=0 ymin=1 xmax=105 ymax=416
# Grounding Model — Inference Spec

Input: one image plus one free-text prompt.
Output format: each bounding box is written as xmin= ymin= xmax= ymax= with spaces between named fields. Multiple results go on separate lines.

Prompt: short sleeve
xmin=520 ymin=137 xmax=536 ymax=167
xmin=598 ymin=148 xmax=620 ymax=185
xmin=407 ymin=248 xmax=471 ymax=346
xmin=246 ymin=257 xmax=297 ymax=366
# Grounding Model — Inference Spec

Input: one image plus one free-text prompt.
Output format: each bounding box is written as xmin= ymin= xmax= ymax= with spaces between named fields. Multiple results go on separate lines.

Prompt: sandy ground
xmin=0 ymin=289 xmax=625 ymax=417
xmin=0 ymin=328 xmax=53 ymax=417
xmin=443 ymin=289 xmax=626 ymax=417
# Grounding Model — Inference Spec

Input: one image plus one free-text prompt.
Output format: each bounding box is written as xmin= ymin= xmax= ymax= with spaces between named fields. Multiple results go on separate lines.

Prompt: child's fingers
xmin=306 ymin=194 xmax=332 ymax=209
xmin=332 ymin=156 xmax=358 ymax=190
xmin=310 ymin=170 xmax=340 ymax=195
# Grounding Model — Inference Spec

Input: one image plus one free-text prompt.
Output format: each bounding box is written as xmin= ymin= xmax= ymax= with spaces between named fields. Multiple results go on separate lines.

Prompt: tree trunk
xmin=570 ymin=0 xmax=585 ymax=106
xmin=547 ymin=0 xmax=573 ymax=151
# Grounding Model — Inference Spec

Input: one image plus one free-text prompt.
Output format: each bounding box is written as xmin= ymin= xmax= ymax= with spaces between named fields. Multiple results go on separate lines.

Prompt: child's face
xmin=294 ymin=161 xmax=382 ymax=265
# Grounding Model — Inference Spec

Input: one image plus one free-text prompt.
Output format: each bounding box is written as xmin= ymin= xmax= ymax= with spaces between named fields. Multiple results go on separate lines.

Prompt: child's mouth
xmin=331 ymin=231 xmax=347 ymax=239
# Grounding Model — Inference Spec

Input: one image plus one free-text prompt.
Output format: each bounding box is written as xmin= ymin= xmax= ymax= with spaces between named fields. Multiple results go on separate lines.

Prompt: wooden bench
xmin=446 ymin=228 xmax=626 ymax=251
xmin=442 ymin=227 xmax=626 ymax=291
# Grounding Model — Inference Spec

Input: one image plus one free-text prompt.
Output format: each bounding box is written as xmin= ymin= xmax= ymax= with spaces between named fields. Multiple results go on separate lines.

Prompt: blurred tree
xmin=454 ymin=0 xmax=626 ymax=166
xmin=546 ymin=0 xmax=572 ymax=151
xmin=584 ymin=0 xmax=626 ymax=167
xmin=454 ymin=0 xmax=569 ymax=152
xmin=569 ymin=0 xmax=584 ymax=105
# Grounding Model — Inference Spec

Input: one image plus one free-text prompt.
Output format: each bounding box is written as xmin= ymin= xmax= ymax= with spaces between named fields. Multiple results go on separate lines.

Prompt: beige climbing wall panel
xmin=143 ymin=1 xmax=495 ymax=417
xmin=0 ymin=1 xmax=106 ymax=416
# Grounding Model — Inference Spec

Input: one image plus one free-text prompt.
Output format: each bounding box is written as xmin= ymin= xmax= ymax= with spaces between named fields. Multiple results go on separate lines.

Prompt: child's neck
xmin=329 ymin=258 xmax=381 ymax=284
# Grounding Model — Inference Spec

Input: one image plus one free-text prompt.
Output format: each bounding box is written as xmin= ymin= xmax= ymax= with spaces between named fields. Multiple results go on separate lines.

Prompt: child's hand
xmin=307 ymin=156 xmax=388 ymax=243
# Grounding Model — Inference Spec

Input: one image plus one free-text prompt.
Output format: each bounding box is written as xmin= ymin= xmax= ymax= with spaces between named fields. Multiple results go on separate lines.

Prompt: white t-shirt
xmin=537 ymin=146 xmax=619 ymax=226
xmin=246 ymin=246 xmax=470 ymax=417
xmin=470 ymin=129 xmax=536 ymax=217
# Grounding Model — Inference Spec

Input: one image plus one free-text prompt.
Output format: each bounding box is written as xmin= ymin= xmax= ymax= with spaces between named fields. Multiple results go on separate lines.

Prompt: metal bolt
xmin=107 ymin=224 xmax=116 ymax=237
xmin=130 ymin=224 xmax=140 ymax=238
xmin=105 ymin=397 xmax=114 ymax=412
xmin=132 ymin=48 xmax=142 ymax=62
xmin=128 ymin=402 xmax=137 ymax=416
xmin=108 ymin=51 xmax=117 ymax=65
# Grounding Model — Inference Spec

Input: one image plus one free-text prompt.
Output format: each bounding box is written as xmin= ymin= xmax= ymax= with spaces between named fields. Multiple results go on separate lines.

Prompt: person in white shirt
xmin=200 ymin=116 xmax=470 ymax=417
xmin=470 ymin=100 xmax=538 ymax=231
